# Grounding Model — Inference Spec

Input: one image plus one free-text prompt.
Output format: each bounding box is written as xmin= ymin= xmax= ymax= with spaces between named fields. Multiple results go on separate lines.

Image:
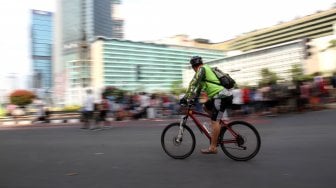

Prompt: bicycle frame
xmin=179 ymin=104 xmax=239 ymax=144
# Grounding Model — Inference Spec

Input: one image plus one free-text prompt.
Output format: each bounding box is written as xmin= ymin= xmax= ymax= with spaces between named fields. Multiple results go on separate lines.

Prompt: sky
xmin=0 ymin=0 xmax=335 ymax=89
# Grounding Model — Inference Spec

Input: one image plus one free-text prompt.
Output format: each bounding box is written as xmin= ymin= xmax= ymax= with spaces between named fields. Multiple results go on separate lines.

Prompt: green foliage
xmin=290 ymin=64 xmax=304 ymax=82
xmin=170 ymin=80 xmax=186 ymax=95
xmin=63 ymin=105 xmax=81 ymax=112
xmin=259 ymin=68 xmax=279 ymax=86
xmin=9 ymin=90 xmax=35 ymax=106
xmin=290 ymin=64 xmax=314 ymax=82
xmin=102 ymin=86 xmax=126 ymax=99
xmin=0 ymin=108 xmax=6 ymax=117
xmin=328 ymin=39 xmax=336 ymax=48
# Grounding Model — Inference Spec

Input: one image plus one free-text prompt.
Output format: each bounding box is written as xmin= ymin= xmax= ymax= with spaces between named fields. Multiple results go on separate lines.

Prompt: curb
xmin=0 ymin=119 xmax=82 ymax=127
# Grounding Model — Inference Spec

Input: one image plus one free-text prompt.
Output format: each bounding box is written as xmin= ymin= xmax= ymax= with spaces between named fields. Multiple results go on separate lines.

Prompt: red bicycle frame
xmin=182 ymin=107 xmax=240 ymax=144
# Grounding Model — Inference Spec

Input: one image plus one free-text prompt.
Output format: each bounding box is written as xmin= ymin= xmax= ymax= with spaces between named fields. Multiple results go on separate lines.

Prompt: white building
xmin=183 ymin=40 xmax=307 ymax=87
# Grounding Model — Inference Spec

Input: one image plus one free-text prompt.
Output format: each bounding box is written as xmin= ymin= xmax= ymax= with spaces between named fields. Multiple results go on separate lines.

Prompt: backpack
xmin=205 ymin=67 xmax=236 ymax=89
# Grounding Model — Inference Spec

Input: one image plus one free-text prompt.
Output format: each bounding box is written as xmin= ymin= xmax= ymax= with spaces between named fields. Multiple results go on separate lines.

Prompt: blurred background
xmin=0 ymin=0 xmax=336 ymax=118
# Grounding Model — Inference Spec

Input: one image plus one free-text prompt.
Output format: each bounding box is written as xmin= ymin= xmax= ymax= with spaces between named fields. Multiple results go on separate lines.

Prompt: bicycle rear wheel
xmin=219 ymin=121 xmax=261 ymax=161
xmin=161 ymin=123 xmax=195 ymax=159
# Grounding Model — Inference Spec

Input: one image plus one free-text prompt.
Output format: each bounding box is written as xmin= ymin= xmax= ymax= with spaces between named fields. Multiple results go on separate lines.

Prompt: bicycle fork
xmin=176 ymin=116 xmax=188 ymax=143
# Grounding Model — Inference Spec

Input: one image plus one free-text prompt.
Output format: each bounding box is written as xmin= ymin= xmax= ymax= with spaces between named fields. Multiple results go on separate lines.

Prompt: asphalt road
xmin=1 ymin=109 xmax=336 ymax=188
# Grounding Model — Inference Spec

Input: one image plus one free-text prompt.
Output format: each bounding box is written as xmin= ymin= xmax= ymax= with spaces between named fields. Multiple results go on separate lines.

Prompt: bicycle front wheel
xmin=219 ymin=121 xmax=261 ymax=161
xmin=161 ymin=123 xmax=195 ymax=159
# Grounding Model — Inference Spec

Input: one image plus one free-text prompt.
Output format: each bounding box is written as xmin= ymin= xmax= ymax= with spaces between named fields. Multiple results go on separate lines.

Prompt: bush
xmin=0 ymin=108 xmax=6 ymax=117
xmin=63 ymin=105 xmax=81 ymax=112
xmin=9 ymin=90 xmax=35 ymax=107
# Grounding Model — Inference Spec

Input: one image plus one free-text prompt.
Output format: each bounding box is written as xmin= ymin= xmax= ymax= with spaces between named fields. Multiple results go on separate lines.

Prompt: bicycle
xmin=161 ymin=102 xmax=261 ymax=161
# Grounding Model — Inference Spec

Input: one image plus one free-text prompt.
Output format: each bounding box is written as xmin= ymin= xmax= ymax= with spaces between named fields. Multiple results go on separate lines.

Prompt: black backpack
xmin=205 ymin=67 xmax=236 ymax=89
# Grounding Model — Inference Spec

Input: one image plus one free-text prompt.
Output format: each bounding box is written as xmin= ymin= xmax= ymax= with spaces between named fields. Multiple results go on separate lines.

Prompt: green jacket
xmin=185 ymin=64 xmax=224 ymax=100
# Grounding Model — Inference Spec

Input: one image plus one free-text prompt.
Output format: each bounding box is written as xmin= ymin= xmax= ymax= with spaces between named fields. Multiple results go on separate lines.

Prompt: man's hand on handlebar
xmin=179 ymin=97 xmax=188 ymax=105
xmin=179 ymin=97 xmax=196 ymax=106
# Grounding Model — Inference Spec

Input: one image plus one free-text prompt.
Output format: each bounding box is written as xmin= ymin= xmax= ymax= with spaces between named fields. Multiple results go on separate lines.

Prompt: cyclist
xmin=180 ymin=56 xmax=233 ymax=154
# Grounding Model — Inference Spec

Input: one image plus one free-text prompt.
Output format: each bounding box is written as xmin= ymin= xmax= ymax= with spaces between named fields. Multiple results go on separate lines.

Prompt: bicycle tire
xmin=219 ymin=121 xmax=261 ymax=161
xmin=161 ymin=123 xmax=196 ymax=159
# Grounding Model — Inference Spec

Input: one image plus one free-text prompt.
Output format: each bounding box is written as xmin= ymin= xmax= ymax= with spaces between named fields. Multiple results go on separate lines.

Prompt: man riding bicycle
xmin=180 ymin=56 xmax=233 ymax=154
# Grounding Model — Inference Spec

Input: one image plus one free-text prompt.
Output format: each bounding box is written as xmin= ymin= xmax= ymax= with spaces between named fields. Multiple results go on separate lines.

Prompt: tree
xmin=259 ymin=68 xmax=279 ymax=86
xmin=102 ymin=86 xmax=126 ymax=100
xmin=290 ymin=64 xmax=304 ymax=82
xmin=321 ymin=39 xmax=336 ymax=52
xmin=170 ymin=80 xmax=186 ymax=95
xmin=328 ymin=39 xmax=336 ymax=49
xmin=290 ymin=64 xmax=313 ymax=82
xmin=9 ymin=90 xmax=35 ymax=106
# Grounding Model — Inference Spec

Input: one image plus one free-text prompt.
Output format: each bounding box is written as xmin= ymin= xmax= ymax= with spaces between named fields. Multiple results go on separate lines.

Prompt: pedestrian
xmin=231 ymin=86 xmax=242 ymax=116
xmin=96 ymin=94 xmax=110 ymax=129
xmin=32 ymin=98 xmax=47 ymax=123
xmin=330 ymin=72 xmax=336 ymax=101
xmin=81 ymin=89 xmax=95 ymax=129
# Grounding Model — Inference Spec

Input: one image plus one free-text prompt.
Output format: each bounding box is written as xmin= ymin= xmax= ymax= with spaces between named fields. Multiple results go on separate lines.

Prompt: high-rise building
xmin=53 ymin=0 xmax=124 ymax=105
xmin=31 ymin=10 xmax=53 ymax=90
xmin=212 ymin=7 xmax=336 ymax=52
xmin=66 ymin=37 xmax=225 ymax=104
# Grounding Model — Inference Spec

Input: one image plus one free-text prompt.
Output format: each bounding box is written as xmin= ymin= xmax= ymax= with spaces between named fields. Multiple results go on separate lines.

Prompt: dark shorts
xmin=204 ymin=95 xmax=233 ymax=121
xmin=99 ymin=110 xmax=108 ymax=121
xmin=82 ymin=111 xmax=93 ymax=122
xmin=230 ymin=104 xmax=241 ymax=110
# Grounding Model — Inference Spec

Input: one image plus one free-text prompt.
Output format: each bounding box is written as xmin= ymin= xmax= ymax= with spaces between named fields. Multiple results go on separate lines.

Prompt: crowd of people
xmin=3 ymin=73 xmax=335 ymax=129
xmin=106 ymin=92 xmax=179 ymax=121
xmin=229 ymin=75 xmax=336 ymax=117
xmin=89 ymin=73 xmax=336 ymax=124
xmin=80 ymin=89 xmax=180 ymax=129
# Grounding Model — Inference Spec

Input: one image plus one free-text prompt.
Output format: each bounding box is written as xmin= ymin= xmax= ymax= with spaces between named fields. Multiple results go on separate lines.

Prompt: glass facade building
xmin=61 ymin=0 xmax=123 ymax=46
xmin=85 ymin=38 xmax=226 ymax=93
xmin=31 ymin=10 xmax=53 ymax=89
xmin=54 ymin=0 xmax=124 ymax=105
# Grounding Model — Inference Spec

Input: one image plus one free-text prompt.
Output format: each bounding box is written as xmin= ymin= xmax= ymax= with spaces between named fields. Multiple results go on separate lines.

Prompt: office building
xmin=213 ymin=7 xmax=336 ymax=52
xmin=53 ymin=0 xmax=124 ymax=105
xmin=209 ymin=7 xmax=336 ymax=78
xmin=31 ymin=10 xmax=53 ymax=90
xmin=66 ymin=37 xmax=225 ymax=104
xmin=184 ymin=40 xmax=308 ymax=87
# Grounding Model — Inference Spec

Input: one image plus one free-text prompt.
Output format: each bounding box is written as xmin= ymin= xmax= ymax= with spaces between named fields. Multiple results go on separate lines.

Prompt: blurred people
xmin=32 ymin=98 xmax=48 ymax=123
xmin=299 ymin=81 xmax=311 ymax=112
xmin=81 ymin=89 xmax=95 ymax=129
xmin=132 ymin=92 xmax=150 ymax=119
xmin=260 ymin=84 xmax=274 ymax=116
xmin=313 ymin=72 xmax=327 ymax=108
xmin=252 ymin=87 xmax=264 ymax=115
xmin=241 ymin=86 xmax=251 ymax=115
xmin=331 ymin=72 xmax=336 ymax=101
xmin=95 ymin=94 xmax=111 ymax=129
xmin=231 ymin=86 xmax=242 ymax=116
xmin=147 ymin=94 xmax=160 ymax=119
xmin=161 ymin=93 xmax=173 ymax=116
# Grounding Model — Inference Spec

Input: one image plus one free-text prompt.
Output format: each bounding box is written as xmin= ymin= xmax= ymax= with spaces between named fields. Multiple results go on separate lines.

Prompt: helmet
xmin=190 ymin=56 xmax=203 ymax=67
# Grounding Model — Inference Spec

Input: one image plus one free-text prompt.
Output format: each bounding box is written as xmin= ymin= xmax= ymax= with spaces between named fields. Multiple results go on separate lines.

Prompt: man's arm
xmin=184 ymin=67 xmax=205 ymax=100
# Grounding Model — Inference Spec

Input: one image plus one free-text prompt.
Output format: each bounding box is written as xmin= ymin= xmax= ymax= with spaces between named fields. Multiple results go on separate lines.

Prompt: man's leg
xmin=209 ymin=120 xmax=220 ymax=151
xmin=202 ymin=96 xmax=232 ymax=154
xmin=201 ymin=100 xmax=218 ymax=154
